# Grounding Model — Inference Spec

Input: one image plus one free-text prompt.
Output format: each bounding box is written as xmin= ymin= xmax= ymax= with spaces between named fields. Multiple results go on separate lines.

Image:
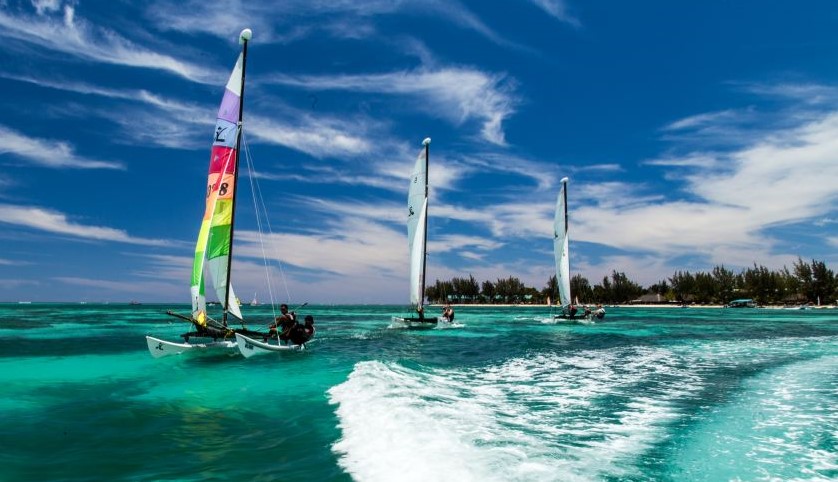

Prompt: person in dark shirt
xmin=289 ymin=315 xmax=315 ymax=345
xmin=269 ymin=304 xmax=297 ymax=343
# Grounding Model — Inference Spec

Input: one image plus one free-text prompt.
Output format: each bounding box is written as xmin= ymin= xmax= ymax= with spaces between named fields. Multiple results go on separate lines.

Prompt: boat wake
xmin=328 ymin=346 xmax=701 ymax=481
xmin=329 ymin=335 xmax=838 ymax=481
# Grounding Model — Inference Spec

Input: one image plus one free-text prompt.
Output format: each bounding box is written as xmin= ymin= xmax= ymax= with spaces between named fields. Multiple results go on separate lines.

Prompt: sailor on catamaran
xmin=288 ymin=315 xmax=315 ymax=345
xmin=442 ymin=303 xmax=455 ymax=322
xmin=268 ymin=303 xmax=296 ymax=341
xmin=268 ymin=304 xmax=315 ymax=345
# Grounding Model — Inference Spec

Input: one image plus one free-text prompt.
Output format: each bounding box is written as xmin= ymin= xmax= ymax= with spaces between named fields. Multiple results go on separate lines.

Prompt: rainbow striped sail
xmin=190 ymin=50 xmax=247 ymax=324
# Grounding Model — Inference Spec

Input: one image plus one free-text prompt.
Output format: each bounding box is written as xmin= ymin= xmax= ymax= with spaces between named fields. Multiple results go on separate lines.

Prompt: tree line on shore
xmin=425 ymin=258 xmax=836 ymax=306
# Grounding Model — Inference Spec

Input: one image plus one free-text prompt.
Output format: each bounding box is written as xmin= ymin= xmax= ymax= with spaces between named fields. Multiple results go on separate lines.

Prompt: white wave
xmin=435 ymin=321 xmax=465 ymax=329
xmin=329 ymin=346 xmax=704 ymax=481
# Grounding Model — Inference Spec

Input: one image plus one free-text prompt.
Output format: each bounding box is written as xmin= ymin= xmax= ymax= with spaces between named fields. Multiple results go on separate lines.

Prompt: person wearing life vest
xmin=269 ymin=304 xmax=297 ymax=342
xmin=289 ymin=315 xmax=315 ymax=345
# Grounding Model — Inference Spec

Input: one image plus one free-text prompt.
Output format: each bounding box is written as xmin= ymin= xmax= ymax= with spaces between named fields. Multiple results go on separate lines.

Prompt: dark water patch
xmin=0 ymin=377 xmax=349 ymax=481
xmin=0 ymin=335 xmax=149 ymax=358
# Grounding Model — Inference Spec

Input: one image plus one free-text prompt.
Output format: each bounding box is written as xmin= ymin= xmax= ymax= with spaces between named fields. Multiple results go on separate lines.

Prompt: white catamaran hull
xmin=234 ymin=333 xmax=305 ymax=358
xmin=553 ymin=315 xmax=595 ymax=324
xmin=390 ymin=316 xmax=460 ymax=329
xmin=145 ymin=335 xmax=237 ymax=358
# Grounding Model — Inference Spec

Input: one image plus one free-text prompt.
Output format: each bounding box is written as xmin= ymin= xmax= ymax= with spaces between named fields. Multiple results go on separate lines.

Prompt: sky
xmin=1 ymin=0 xmax=837 ymax=304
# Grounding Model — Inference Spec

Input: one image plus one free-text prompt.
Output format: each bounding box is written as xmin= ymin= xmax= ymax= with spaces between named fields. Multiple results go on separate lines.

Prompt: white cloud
xmin=431 ymin=234 xmax=503 ymax=254
xmin=0 ymin=257 xmax=28 ymax=266
xmin=266 ymin=68 xmax=518 ymax=146
xmin=0 ymin=204 xmax=169 ymax=246
xmin=0 ymin=5 xmax=221 ymax=83
xmin=663 ymin=109 xmax=745 ymax=131
xmin=234 ymin=219 xmax=405 ymax=281
xmin=573 ymin=110 xmax=838 ymax=268
xmin=578 ymin=163 xmax=623 ymax=173
xmin=689 ymin=112 xmax=838 ymax=218
xmin=253 ymin=166 xmax=400 ymax=193
xmin=246 ymin=112 xmax=373 ymax=158
xmin=459 ymin=152 xmax=557 ymax=190
xmin=32 ymin=0 xmax=61 ymax=15
xmin=527 ymin=0 xmax=581 ymax=27
xmin=0 ymin=126 xmax=123 ymax=169
xmin=1 ymin=72 xmax=380 ymax=157
xmin=643 ymin=153 xmax=720 ymax=168
xmin=145 ymin=0 xmax=523 ymax=49
xmin=660 ymin=107 xmax=765 ymax=148
xmin=737 ymin=81 xmax=838 ymax=105
xmin=251 ymin=144 xmax=474 ymax=203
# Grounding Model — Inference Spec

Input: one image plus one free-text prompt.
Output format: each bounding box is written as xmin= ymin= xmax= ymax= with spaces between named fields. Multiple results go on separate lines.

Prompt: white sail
xmin=407 ymin=144 xmax=428 ymax=309
xmin=409 ymin=198 xmax=428 ymax=306
xmin=207 ymin=257 xmax=243 ymax=320
xmin=553 ymin=178 xmax=571 ymax=307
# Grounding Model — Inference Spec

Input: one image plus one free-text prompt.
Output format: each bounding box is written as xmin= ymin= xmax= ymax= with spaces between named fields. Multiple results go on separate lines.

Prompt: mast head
xmin=239 ymin=28 xmax=253 ymax=45
xmin=423 ymin=137 xmax=431 ymax=146
xmin=560 ymin=176 xmax=569 ymax=184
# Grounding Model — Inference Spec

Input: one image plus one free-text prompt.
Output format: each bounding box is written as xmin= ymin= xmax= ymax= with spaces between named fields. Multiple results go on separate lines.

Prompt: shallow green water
xmin=1 ymin=304 xmax=836 ymax=481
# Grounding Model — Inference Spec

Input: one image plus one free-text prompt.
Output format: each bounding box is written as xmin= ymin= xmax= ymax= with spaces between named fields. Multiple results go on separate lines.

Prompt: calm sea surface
xmin=1 ymin=304 xmax=836 ymax=481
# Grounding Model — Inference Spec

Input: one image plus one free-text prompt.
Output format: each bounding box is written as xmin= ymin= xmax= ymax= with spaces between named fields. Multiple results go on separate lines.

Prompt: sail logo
xmin=408 ymin=206 xmax=414 ymax=217
xmin=215 ymin=126 xmax=228 ymax=143
xmin=155 ymin=342 xmax=164 ymax=351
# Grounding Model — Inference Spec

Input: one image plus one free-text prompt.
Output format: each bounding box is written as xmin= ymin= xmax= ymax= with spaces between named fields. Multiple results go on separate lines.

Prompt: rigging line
xmin=241 ymin=134 xmax=279 ymax=320
xmin=245 ymin=136 xmax=293 ymax=306
xmin=241 ymin=132 xmax=292 ymax=316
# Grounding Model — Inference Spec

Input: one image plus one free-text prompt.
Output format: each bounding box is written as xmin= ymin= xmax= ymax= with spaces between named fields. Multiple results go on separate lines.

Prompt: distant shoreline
xmin=6 ymin=302 xmax=835 ymax=310
xmin=430 ymin=303 xmax=837 ymax=309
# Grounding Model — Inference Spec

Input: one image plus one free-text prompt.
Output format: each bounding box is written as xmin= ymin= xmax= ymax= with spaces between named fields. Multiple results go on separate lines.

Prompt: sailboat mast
xmin=420 ymin=137 xmax=431 ymax=310
xmin=222 ymin=29 xmax=251 ymax=324
xmin=562 ymin=178 xmax=568 ymax=234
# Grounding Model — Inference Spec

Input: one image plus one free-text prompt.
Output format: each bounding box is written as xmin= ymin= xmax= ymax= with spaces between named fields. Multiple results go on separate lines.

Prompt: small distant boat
xmin=250 ymin=292 xmax=259 ymax=306
xmin=727 ymin=298 xmax=756 ymax=308
xmin=129 ymin=300 xmax=141 ymax=305
xmin=552 ymin=177 xmax=604 ymax=322
xmin=17 ymin=301 xmax=32 ymax=304
xmin=391 ymin=138 xmax=442 ymax=329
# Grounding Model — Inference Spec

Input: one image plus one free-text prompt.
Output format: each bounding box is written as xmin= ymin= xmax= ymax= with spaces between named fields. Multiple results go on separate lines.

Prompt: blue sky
xmin=1 ymin=0 xmax=837 ymax=304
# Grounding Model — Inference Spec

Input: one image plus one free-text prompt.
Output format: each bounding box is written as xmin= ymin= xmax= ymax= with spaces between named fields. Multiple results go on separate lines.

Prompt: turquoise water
xmin=1 ymin=304 xmax=836 ymax=481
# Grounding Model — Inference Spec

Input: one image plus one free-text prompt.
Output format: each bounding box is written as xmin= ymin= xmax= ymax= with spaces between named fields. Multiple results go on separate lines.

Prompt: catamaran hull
xmin=553 ymin=315 xmax=595 ymax=324
xmin=145 ymin=335 xmax=237 ymax=358
xmin=234 ymin=333 xmax=305 ymax=358
xmin=390 ymin=316 xmax=446 ymax=329
xmin=553 ymin=309 xmax=605 ymax=323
